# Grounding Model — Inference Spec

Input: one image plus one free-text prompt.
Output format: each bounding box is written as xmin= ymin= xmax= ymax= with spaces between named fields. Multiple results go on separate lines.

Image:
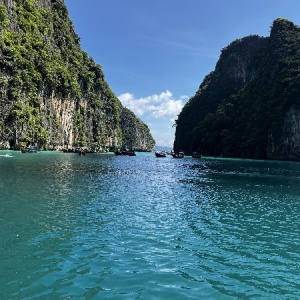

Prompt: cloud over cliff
xmin=118 ymin=90 xmax=188 ymax=147
xmin=118 ymin=90 xmax=187 ymax=118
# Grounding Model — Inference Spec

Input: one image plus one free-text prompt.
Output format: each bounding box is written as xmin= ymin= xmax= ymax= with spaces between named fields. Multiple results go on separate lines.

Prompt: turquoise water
xmin=1 ymin=151 xmax=300 ymax=299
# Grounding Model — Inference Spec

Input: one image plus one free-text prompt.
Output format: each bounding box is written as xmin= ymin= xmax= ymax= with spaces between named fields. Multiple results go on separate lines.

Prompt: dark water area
xmin=1 ymin=151 xmax=300 ymax=299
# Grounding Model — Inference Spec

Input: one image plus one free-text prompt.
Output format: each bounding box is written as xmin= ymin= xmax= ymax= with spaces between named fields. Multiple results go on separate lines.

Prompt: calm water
xmin=1 ymin=151 xmax=300 ymax=299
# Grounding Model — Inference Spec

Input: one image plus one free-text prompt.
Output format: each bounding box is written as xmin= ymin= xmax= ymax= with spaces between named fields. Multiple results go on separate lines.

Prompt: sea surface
xmin=1 ymin=150 xmax=300 ymax=299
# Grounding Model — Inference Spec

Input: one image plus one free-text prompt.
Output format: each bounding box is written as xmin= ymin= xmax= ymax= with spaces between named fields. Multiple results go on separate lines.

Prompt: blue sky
xmin=64 ymin=0 xmax=300 ymax=147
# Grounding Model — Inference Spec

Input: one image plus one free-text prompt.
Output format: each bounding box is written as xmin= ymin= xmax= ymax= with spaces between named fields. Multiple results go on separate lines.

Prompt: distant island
xmin=0 ymin=0 xmax=155 ymax=152
xmin=174 ymin=18 xmax=300 ymax=161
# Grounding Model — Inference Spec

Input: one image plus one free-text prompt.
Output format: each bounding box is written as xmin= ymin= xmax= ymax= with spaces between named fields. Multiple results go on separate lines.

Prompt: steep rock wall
xmin=174 ymin=35 xmax=268 ymax=154
xmin=267 ymin=104 xmax=300 ymax=160
xmin=0 ymin=0 xmax=155 ymax=150
xmin=174 ymin=18 xmax=300 ymax=160
xmin=120 ymin=107 xmax=155 ymax=151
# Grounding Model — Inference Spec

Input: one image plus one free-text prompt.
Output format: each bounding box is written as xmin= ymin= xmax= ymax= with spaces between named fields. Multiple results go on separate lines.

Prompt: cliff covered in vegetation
xmin=174 ymin=18 xmax=300 ymax=160
xmin=0 ymin=0 xmax=155 ymax=151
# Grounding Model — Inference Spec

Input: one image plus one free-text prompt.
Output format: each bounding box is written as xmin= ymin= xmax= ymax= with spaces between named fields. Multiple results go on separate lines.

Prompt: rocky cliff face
xmin=120 ymin=107 xmax=155 ymax=151
xmin=174 ymin=18 xmax=300 ymax=161
xmin=268 ymin=104 xmax=300 ymax=160
xmin=174 ymin=34 xmax=268 ymax=155
xmin=0 ymin=0 xmax=155 ymax=151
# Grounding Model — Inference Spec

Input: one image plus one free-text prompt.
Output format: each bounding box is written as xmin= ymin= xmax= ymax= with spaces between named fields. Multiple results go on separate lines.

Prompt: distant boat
xmin=114 ymin=150 xmax=123 ymax=155
xmin=21 ymin=146 xmax=38 ymax=153
xmin=171 ymin=151 xmax=184 ymax=158
xmin=114 ymin=149 xmax=136 ymax=156
xmin=155 ymin=151 xmax=166 ymax=157
xmin=127 ymin=150 xmax=136 ymax=156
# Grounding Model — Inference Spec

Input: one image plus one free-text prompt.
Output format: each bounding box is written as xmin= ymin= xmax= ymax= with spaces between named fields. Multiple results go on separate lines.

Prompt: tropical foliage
xmin=120 ymin=107 xmax=155 ymax=151
xmin=0 ymin=0 xmax=154 ymax=150
xmin=174 ymin=19 xmax=300 ymax=159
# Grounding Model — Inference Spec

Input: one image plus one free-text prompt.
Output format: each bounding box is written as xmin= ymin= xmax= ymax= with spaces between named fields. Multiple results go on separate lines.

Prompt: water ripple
xmin=2 ymin=153 xmax=300 ymax=299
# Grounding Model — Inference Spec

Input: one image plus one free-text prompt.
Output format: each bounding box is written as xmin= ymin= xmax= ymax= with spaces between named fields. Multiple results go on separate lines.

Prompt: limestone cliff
xmin=120 ymin=107 xmax=155 ymax=151
xmin=174 ymin=18 xmax=300 ymax=160
xmin=0 ymin=0 xmax=155 ymax=151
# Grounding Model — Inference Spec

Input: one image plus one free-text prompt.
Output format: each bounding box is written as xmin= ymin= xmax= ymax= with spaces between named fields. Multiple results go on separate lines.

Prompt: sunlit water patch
xmin=1 ymin=151 xmax=300 ymax=299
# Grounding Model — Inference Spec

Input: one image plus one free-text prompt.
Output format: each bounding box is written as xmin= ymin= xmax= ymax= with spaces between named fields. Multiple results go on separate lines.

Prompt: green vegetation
xmin=0 ymin=0 xmax=154 ymax=150
xmin=121 ymin=107 xmax=155 ymax=151
xmin=174 ymin=19 xmax=300 ymax=160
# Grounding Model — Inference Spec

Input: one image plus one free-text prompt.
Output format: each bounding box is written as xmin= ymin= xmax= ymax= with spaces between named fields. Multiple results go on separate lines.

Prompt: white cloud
xmin=118 ymin=90 xmax=189 ymax=147
xmin=118 ymin=90 xmax=187 ymax=118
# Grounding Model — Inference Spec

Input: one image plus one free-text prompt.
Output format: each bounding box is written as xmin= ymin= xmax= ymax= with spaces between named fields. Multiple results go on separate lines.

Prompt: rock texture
xmin=0 ymin=0 xmax=155 ymax=151
xmin=174 ymin=18 xmax=300 ymax=160
xmin=120 ymin=107 xmax=155 ymax=151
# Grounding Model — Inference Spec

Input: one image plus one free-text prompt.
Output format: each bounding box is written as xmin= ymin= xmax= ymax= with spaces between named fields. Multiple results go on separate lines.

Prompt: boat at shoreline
xmin=155 ymin=151 xmax=166 ymax=157
xmin=21 ymin=146 xmax=38 ymax=153
xmin=114 ymin=149 xmax=136 ymax=156
xmin=171 ymin=151 xmax=184 ymax=158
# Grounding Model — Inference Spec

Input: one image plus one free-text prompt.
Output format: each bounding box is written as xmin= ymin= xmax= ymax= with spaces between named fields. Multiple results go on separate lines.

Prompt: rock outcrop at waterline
xmin=174 ymin=18 xmax=300 ymax=160
xmin=0 ymin=0 xmax=155 ymax=151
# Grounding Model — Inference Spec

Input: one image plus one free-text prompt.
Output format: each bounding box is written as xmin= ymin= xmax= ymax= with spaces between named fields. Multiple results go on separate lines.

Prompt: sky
xmin=64 ymin=0 xmax=300 ymax=148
